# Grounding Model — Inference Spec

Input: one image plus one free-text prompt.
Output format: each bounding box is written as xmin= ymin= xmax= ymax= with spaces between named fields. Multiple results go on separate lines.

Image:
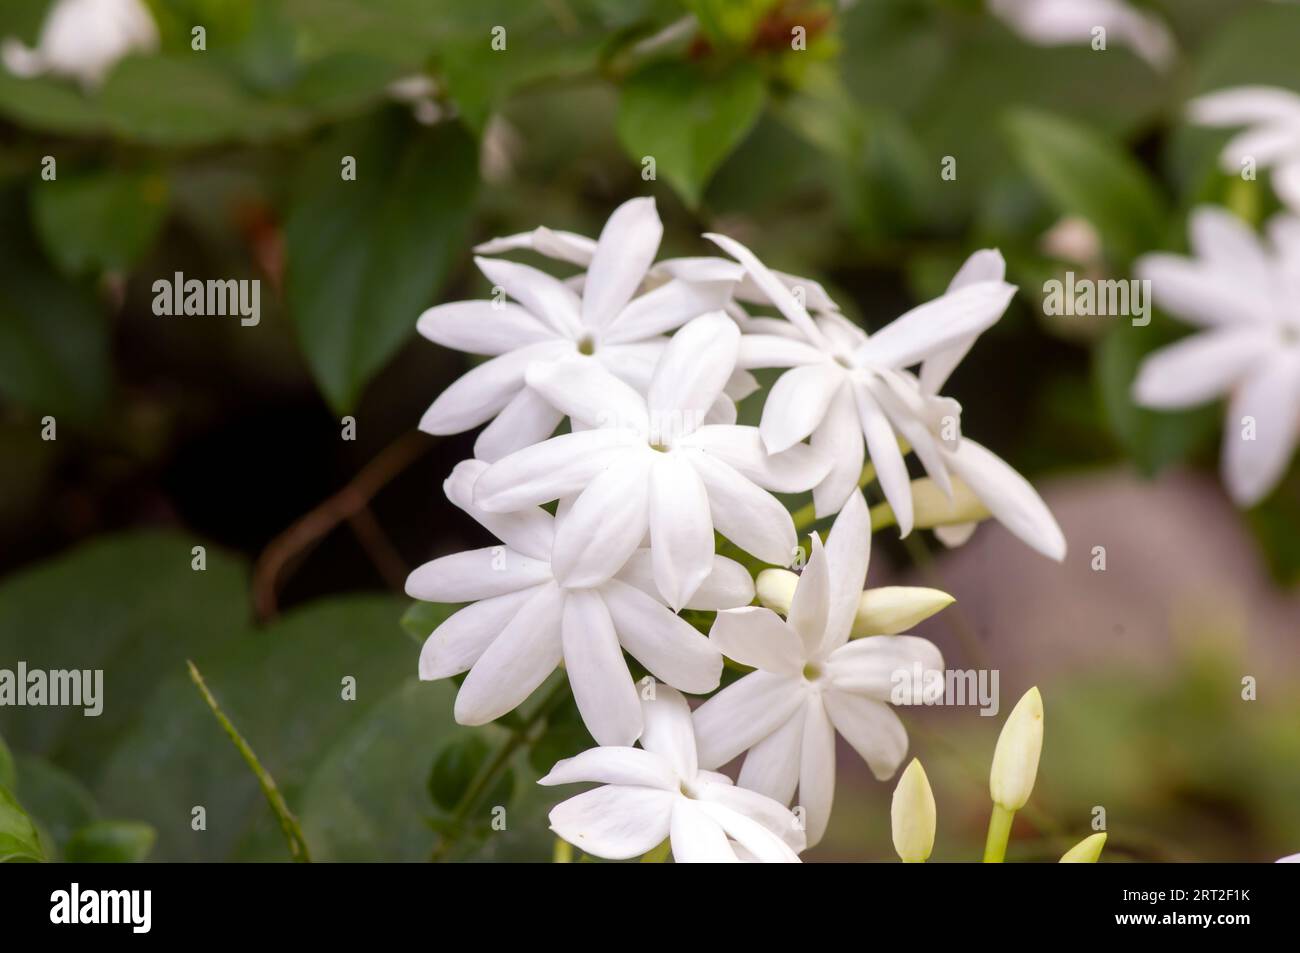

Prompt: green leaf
xmin=1004 ymin=109 xmax=1167 ymax=265
xmin=400 ymin=600 xmax=458 ymax=644
xmin=0 ymin=189 xmax=110 ymax=424
xmin=13 ymin=756 xmax=98 ymax=855
xmin=0 ymin=786 xmax=46 ymax=863
xmin=63 ymin=820 xmax=156 ymax=863
xmin=285 ymin=111 xmax=478 ymax=411
xmin=428 ymin=732 xmax=514 ymax=814
xmin=617 ymin=59 xmax=766 ymax=208
xmin=0 ymin=733 xmax=13 ymax=791
xmin=31 ymin=168 xmax=170 ymax=277
xmin=682 ymin=0 xmax=778 ymax=47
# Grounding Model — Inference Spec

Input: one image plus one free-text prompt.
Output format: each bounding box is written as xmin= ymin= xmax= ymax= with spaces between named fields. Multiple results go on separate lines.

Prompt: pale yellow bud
xmin=755 ymin=568 xmax=799 ymax=615
xmin=1059 ymin=832 xmax=1107 ymax=863
xmin=909 ymin=476 xmax=990 ymax=528
xmin=891 ymin=758 xmax=937 ymax=863
xmin=853 ymin=586 xmax=954 ymax=636
xmin=989 ymin=686 xmax=1043 ymax=811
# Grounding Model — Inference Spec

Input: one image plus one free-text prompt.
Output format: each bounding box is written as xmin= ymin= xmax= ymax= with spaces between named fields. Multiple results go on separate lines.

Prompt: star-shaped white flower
xmin=417 ymin=197 xmax=733 ymax=461
xmin=1133 ymin=207 xmax=1300 ymax=506
xmin=473 ymin=313 xmax=831 ymax=610
xmin=708 ymin=234 xmax=1015 ymax=531
xmin=2 ymin=0 xmax=158 ymax=90
xmin=692 ymin=493 xmax=944 ymax=847
xmin=988 ymin=0 xmax=1174 ymax=70
xmin=1189 ymin=86 xmax=1300 ymax=215
xmin=409 ymin=460 xmax=754 ymax=746
xmin=541 ymin=684 xmax=805 ymax=863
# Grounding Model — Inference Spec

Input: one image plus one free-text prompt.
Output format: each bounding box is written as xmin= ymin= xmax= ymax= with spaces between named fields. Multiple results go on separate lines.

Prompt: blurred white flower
xmin=1134 ymin=207 xmax=1300 ymax=505
xmin=473 ymin=313 xmax=830 ymax=610
xmin=387 ymin=74 xmax=443 ymax=126
xmin=1189 ymin=86 xmax=1300 ymax=215
xmin=989 ymin=0 xmax=1174 ymax=70
xmin=542 ymin=684 xmax=805 ymax=862
xmin=1 ymin=0 xmax=157 ymax=90
xmin=1277 ymin=853 xmax=1300 ymax=863
xmin=417 ymin=198 xmax=732 ymax=461
xmin=408 ymin=460 xmax=753 ymax=746
xmin=692 ymin=493 xmax=944 ymax=847
xmin=710 ymin=235 xmax=1014 ymax=531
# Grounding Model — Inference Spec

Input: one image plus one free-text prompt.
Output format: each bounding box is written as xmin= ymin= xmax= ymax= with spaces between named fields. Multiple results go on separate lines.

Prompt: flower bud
xmin=909 ymin=477 xmax=990 ymax=529
xmin=989 ymin=686 xmax=1043 ymax=811
xmin=1059 ymin=832 xmax=1106 ymax=863
xmin=891 ymin=759 xmax=936 ymax=863
xmin=853 ymin=586 xmax=954 ymax=636
xmin=755 ymin=568 xmax=799 ymax=616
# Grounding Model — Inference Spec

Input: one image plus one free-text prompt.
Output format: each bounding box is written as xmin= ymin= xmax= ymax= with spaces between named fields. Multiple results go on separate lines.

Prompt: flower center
xmin=576 ymin=335 xmax=596 ymax=356
xmin=833 ymin=354 xmax=853 ymax=369
xmin=802 ymin=663 xmax=822 ymax=682
xmin=679 ymin=779 xmax=699 ymax=799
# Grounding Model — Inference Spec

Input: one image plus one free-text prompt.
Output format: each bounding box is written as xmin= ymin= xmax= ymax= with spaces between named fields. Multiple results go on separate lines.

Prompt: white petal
xmin=418 ymin=587 xmax=539 ymax=680
xmin=613 ymin=550 xmax=754 ymax=610
xmin=826 ymin=635 xmax=944 ymax=699
xmin=472 ymin=386 xmax=565 ymax=462
xmin=1222 ymin=349 xmax=1300 ymax=505
xmin=944 ymin=437 xmax=1067 ymax=561
xmin=595 ymin=340 xmax=663 ymax=392
xmin=856 ymin=281 xmax=1014 ymax=369
xmin=1188 ymin=86 xmax=1300 ymax=127
xmin=709 ymin=607 xmax=805 ymax=676
xmin=525 ymin=357 xmax=649 ymax=432
xmin=683 ymin=424 xmax=830 ymax=493
xmin=551 ymin=453 xmax=651 ymax=589
xmin=605 ymin=278 xmax=733 ymax=344
xmin=404 ymin=547 xmax=551 ymax=602
xmin=455 ymin=583 xmax=564 ymax=725
xmin=417 ymin=300 xmax=554 ymax=355
xmin=562 ymin=590 xmax=642 ymax=746
xmin=724 ymin=367 xmax=760 ymax=402
xmin=648 ymin=313 xmax=740 ymax=428
xmin=419 ymin=341 xmax=566 ymax=435
xmin=704 ymin=233 xmax=828 ymax=346
xmin=689 ymin=452 xmax=798 ymax=566
xmin=821 ymin=490 xmax=872 ymax=652
xmin=1136 ymin=253 xmax=1266 ymax=328
xmin=811 ymin=386 xmax=865 ymax=516
xmin=736 ymin=709 xmax=804 ymax=804
xmin=649 ymin=255 xmax=746 ymax=284
xmin=639 ymin=683 xmax=700 ymax=779
xmin=539 ymin=746 xmax=676 ymax=790
xmin=582 ymin=197 xmax=662 ymax=329
xmin=443 ymin=458 xmax=554 ymax=560
xmin=855 ymin=383 xmax=913 ymax=536
xmin=670 ymin=799 xmax=738 ymax=863
xmin=475 ymin=226 xmax=596 ymax=265
xmin=699 ymin=776 xmax=806 ymax=855
xmin=797 ymin=692 xmax=836 ymax=847
xmin=1189 ymin=207 xmax=1274 ymax=283
xmin=788 ymin=534 xmax=830 ymax=655
xmin=822 ymin=688 xmax=908 ymax=781
xmin=1133 ymin=328 xmax=1272 ymax=408
xmin=921 ymin=249 xmax=1007 ymax=392
xmin=738 ymin=333 xmax=826 ymax=369
xmin=760 ymin=363 xmax=843 ymax=452
xmin=648 ymin=452 xmax=714 ymax=611
xmin=474 ymin=255 xmax=582 ymax=337
xmin=549 ymin=785 xmax=674 ymax=860
xmin=474 ymin=429 xmax=640 ymax=511
xmin=1273 ymin=162 xmax=1300 ymax=216
xmin=693 ymin=672 xmax=808 ymax=769
xmin=696 ymin=800 xmax=802 ymax=862
xmin=601 ymin=580 xmax=723 ymax=695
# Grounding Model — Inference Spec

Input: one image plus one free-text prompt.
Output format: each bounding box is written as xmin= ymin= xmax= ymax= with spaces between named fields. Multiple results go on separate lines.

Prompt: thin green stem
xmin=187 ymin=659 xmax=311 ymax=863
xmin=790 ymin=463 xmax=877 ymax=534
xmin=553 ymin=837 xmax=574 ymax=863
xmin=983 ymin=803 xmax=1015 ymax=863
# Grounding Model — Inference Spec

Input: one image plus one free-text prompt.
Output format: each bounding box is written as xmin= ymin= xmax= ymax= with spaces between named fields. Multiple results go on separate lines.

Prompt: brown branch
xmin=252 ymin=430 xmax=431 ymax=622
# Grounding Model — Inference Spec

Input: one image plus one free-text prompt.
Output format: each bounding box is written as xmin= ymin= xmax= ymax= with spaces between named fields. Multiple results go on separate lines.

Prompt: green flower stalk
xmin=891 ymin=759 xmax=937 ymax=863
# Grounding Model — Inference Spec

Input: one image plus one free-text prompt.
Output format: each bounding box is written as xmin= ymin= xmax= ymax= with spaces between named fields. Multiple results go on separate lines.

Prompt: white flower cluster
xmin=409 ymin=198 xmax=1065 ymax=862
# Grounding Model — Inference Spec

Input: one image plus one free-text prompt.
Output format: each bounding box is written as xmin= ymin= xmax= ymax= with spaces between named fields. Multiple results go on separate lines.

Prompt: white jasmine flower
xmin=988 ymin=0 xmax=1174 ymax=70
xmin=891 ymin=758 xmax=937 ymax=863
xmin=2 ymin=0 xmax=157 ymax=90
xmin=692 ymin=493 xmax=944 ymax=847
xmin=1188 ymin=86 xmax=1300 ymax=214
xmin=409 ymin=460 xmax=753 ymax=746
xmin=1133 ymin=207 xmax=1300 ymax=505
xmin=417 ymin=198 xmax=732 ymax=461
xmin=541 ymin=684 xmax=805 ymax=862
xmin=387 ymin=74 xmax=443 ymax=126
xmin=473 ymin=313 xmax=831 ymax=610
xmin=709 ymin=234 xmax=1015 ymax=531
